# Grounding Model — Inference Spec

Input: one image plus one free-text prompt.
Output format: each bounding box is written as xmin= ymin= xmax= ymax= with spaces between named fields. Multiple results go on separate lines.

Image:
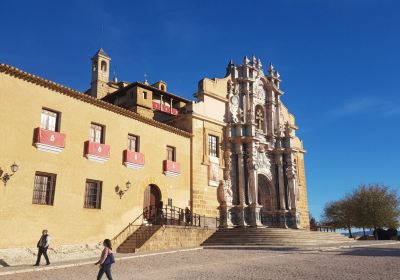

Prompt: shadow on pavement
xmin=340 ymin=247 xmax=400 ymax=257
xmin=0 ymin=260 xmax=10 ymax=267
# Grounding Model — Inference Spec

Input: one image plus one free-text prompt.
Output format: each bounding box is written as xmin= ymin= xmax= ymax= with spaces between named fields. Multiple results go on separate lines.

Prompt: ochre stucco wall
xmin=0 ymin=73 xmax=191 ymax=249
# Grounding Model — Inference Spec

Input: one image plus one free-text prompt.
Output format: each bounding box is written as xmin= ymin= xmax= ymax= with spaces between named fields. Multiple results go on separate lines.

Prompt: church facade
xmin=0 ymin=49 xmax=309 ymax=253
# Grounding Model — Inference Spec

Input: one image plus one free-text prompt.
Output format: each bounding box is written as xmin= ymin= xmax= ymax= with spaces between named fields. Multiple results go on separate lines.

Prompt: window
xmin=208 ymin=135 xmax=219 ymax=157
xmin=40 ymin=109 xmax=59 ymax=132
xmin=166 ymin=146 xmax=176 ymax=161
xmin=161 ymin=85 xmax=165 ymax=91
xmin=101 ymin=61 xmax=107 ymax=71
xmin=32 ymin=172 xmax=56 ymax=205
xmin=84 ymin=180 xmax=102 ymax=209
xmin=90 ymin=123 xmax=104 ymax=143
xmin=128 ymin=134 xmax=139 ymax=152
xmin=143 ymin=91 xmax=148 ymax=99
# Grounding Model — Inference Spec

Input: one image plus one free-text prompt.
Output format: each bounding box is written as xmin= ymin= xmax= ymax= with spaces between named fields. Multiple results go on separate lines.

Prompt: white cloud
xmin=330 ymin=96 xmax=400 ymax=118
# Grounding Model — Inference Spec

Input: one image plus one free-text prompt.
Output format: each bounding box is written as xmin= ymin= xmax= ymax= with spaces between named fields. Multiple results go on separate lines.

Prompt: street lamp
xmin=115 ymin=181 xmax=131 ymax=199
xmin=0 ymin=162 xmax=19 ymax=186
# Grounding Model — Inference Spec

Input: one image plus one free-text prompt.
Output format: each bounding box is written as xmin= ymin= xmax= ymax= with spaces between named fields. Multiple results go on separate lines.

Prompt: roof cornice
xmin=0 ymin=63 xmax=192 ymax=138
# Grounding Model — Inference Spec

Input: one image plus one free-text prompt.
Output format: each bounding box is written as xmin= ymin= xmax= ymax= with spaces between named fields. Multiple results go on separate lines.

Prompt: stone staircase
xmin=117 ymin=225 xmax=161 ymax=253
xmin=202 ymin=227 xmax=353 ymax=247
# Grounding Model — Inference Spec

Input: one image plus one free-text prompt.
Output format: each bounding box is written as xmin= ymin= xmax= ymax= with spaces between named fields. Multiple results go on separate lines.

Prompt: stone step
xmin=207 ymin=234 xmax=348 ymax=239
xmin=202 ymin=228 xmax=351 ymax=247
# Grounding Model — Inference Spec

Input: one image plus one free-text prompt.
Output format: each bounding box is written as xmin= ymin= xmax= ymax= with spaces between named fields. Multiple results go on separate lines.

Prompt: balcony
xmin=123 ymin=150 xmax=145 ymax=169
xmin=152 ymin=101 xmax=178 ymax=116
xmin=152 ymin=101 xmax=161 ymax=110
xmin=163 ymin=160 xmax=181 ymax=176
xmin=34 ymin=127 xmax=66 ymax=154
xmin=85 ymin=141 xmax=110 ymax=163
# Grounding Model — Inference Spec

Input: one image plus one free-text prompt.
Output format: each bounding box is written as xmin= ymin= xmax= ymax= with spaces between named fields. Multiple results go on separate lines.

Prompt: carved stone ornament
xmin=257 ymin=150 xmax=271 ymax=172
xmin=254 ymin=80 xmax=265 ymax=100
xmin=227 ymin=80 xmax=234 ymax=95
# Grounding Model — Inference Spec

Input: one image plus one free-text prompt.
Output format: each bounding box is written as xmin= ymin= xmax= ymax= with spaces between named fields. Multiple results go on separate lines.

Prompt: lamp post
xmin=0 ymin=162 xmax=19 ymax=186
xmin=115 ymin=181 xmax=131 ymax=199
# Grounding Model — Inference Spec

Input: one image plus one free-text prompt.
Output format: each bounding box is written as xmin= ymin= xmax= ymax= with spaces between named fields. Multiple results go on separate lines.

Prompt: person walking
xmin=95 ymin=239 xmax=115 ymax=280
xmin=34 ymin=229 xmax=51 ymax=266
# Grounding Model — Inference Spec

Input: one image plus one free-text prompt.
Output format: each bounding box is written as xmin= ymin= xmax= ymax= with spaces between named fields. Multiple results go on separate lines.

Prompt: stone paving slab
xmin=1 ymin=241 xmax=399 ymax=279
xmin=0 ymin=247 xmax=202 ymax=276
xmin=1 ymin=242 xmax=400 ymax=280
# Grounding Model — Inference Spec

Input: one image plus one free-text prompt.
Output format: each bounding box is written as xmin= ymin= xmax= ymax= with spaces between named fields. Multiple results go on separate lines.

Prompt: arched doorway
xmin=143 ymin=184 xmax=162 ymax=224
xmin=258 ymin=174 xmax=277 ymax=226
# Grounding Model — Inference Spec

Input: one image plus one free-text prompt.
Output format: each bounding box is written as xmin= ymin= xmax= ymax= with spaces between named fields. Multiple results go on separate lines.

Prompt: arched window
xmin=255 ymin=105 xmax=265 ymax=131
xmin=101 ymin=61 xmax=107 ymax=72
xmin=161 ymin=85 xmax=165 ymax=91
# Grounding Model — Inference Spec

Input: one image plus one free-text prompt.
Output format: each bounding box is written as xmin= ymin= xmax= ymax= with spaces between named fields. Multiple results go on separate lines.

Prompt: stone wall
xmin=297 ymin=152 xmax=310 ymax=229
xmin=0 ymin=243 xmax=103 ymax=267
xmin=137 ymin=226 xmax=216 ymax=253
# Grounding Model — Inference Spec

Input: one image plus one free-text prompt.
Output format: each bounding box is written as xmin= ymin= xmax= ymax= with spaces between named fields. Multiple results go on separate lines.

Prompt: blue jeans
xmin=97 ymin=263 xmax=113 ymax=280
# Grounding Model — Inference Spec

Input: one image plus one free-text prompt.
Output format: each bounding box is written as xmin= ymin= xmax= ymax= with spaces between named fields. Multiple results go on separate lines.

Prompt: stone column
xmin=235 ymin=142 xmax=245 ymax=227
xmin=245 ymin=142 xmax=263 ymax=227
xmin=275 ymin=153 xmax=286 ymax=210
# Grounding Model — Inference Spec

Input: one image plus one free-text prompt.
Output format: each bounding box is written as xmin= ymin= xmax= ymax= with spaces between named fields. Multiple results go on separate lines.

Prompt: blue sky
xmin=1 ymin=0 xmax=399 ymax=219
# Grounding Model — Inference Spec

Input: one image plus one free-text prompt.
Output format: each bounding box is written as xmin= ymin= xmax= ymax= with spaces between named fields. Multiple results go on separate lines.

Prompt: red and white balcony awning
xmin=123 ymin=150 xmax=145 ymax=169
xmin=85 ymin=141 xmax=110 ymax=163
xmin=34 ymin=127 xmax=66 ymax=154
xmin=163 ymin=160 xmax=181 ymax=176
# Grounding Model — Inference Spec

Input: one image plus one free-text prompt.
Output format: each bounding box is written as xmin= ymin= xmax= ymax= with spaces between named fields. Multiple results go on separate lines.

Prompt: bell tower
xmin=90 ymin=48 xmax=111 ymax=99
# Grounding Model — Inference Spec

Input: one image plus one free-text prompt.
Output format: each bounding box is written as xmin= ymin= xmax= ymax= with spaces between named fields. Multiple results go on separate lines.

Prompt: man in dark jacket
xmin=34 ymin=229 xmax=50 ymax=266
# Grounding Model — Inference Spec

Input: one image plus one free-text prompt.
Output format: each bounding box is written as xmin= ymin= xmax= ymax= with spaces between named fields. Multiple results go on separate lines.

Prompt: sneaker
xmin=46 ymin=263 xmax=50 ymax=266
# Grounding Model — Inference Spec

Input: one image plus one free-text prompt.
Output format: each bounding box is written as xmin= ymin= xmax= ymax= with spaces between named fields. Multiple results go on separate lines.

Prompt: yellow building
xmin=0 ymin=50 xmax=309 ymax=262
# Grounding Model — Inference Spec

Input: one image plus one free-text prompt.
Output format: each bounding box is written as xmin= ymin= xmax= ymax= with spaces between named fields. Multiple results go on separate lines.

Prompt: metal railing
xmin=143 ymin=204 xmax=219 ymax=228
xmin=112 ymin=212 xmax=144 ymax=248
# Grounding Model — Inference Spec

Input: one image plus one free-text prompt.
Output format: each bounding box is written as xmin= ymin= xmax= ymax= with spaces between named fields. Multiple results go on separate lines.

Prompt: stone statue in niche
xmin=229 ymin=95 xmax=240 ymax=123
xmin=217 ymin=180 xmax=233 ymax=206
xmin=284 ymin=121 xmax=292 ymax=137
xmin=285 ymin=164 xmax=298 ymax=209
xmin=223 ymin=149 xmax=232 ymax=179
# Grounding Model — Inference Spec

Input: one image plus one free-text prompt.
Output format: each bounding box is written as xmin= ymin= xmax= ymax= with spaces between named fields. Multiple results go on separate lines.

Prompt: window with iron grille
xmin=89 ymin=123 xmax=104 ymax=143
xmin=41 ymin=109 xmax=60 ymax=132
xmin=208 ymin=135 xmax=219 ymax=157
xmin=127 ymin=134 xmax=139 ymax=152
xmin=84 ymin=180 xmax=102 ymax=209
xmin=166 ymin=146 xmax=176 ymax=161
xmin=32 ymin=172 xmax=56 ymax=205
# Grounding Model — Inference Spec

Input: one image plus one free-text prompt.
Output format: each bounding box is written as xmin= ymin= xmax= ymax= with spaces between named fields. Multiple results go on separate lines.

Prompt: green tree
xmin=322 ymin=197 xmax=356 ymax=238
xmin=352 ymin=184 xmax=400 ymax=239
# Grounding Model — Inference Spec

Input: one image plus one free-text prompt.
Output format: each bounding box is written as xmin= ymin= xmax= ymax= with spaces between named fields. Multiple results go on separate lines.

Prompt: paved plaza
xmin=1 ymin=243 xmax=399 ymax=280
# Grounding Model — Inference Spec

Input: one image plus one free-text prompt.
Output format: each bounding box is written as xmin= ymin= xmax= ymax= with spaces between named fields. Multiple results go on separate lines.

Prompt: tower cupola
xmin=90 ymin=48 xmax=111 ymax=99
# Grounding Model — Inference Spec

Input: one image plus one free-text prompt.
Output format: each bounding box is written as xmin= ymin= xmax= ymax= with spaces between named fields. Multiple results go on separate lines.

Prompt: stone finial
xmin=244 ymin=56 xmax=250 ymax=64
xmin=258 ymin=58 xmax=262 ymax=68
xmin=143 ymin=73 xmax=149 ymax=85
xmin=268 ymin=62 xmax=274 ymax=75
xmin=252 ymin=54 xmax=257 ymax=65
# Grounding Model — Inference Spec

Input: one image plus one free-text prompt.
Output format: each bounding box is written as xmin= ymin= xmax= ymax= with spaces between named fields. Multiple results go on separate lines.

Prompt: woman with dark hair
xmin=95 ymin=239 xmax=115 ymax=280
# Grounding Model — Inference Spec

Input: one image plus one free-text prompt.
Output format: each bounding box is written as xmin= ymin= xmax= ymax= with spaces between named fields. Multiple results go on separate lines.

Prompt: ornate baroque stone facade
xmin=216 ymin=56 xmax=308 ymax=228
